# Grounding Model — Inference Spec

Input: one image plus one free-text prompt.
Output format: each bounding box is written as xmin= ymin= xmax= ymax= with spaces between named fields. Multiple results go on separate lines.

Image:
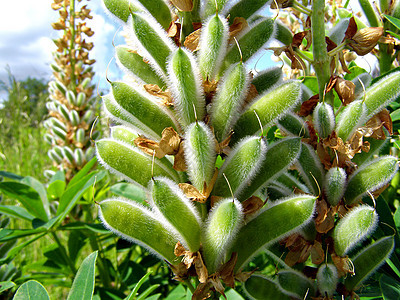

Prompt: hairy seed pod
xmin=244 ymin=274 xmax=291 ymax=300
xmin=53 ymin=145 xmax=64 ymax=158
xmin=240 ymin=137 xmax=302 ymax=201
xmin=74 ymin=148 xmax=84 ymax=166
xmin=202 ymin=198 xmax=243 ymax=273
xmin=352 ymin=136 xmax=388 ymax=166
xmin=52 ymin=126 xmax=67 ymax=140
xmin=198 ymin=14 xmax=229 ymax=80
xmin=219 ymin=18 xmax=275 ymax=75
xmin=275 ymin=21 xmax=293 ymax=46
xmin=50 ymin=63 xmax=62 ymax=73
xmin=69 ymin=110 xmax=80 ymax=126
xmin=66 ymin=90 xmax=76 ymax=106
xmin=364 ymin=71 xmax=400 ymax=119
xmin=44 ymin=134 xmax=55 ymax=145
xmin=150 ymin=177 xmax=202 ymax=252
xmin=129 ymin=12 xmax=176 ymax=77
xmin=85 ymin=147 xmax=95 ymax=161
xmin=296 ymin=142 xmax=325 ymax=196
xmin=54 ymin=80 xmax=67 ymax=95
xmin=213 ymin=136 xmax=267 ymax=198
xmin=134 ymin=0 xmax=172 ymax=29
xmin=313 ymin=102 xmax=335 ymax=139
xmin=277 ymin=269 xmax=315 ymax=299
xmin=110 ymin=125 xmax=138 ymax=146
xmin=344 ymin=156 xmax=398 ymax=205
xmin=57 ymin=103 xmax=70 ymax=120
xmin=336 ymin=100 xmax=367 ymax=141
xmin=333 ymin=205 xmax=378 ymax=256
xmin=210 ymin=62 xmax=250 ymax=141
xmin=99 ymin=198 xmax=179 ymax=263
xmin=48 ymin=149 xmax=63 ymax=164
xmin=109 ymin=82 xmax=177 ymax=140
xmin=231 ymin=195 xmax=316 ymax=271
xmin=63 ymin=146 xmax=76 ymax=165
xmin=232 ymin=81 xmax=301 ymax=143
xmin=50 ymin=117 xmax=67 ymax=131
xmin=115 ymin=46 xmax=165 ymax=87
xmin=75 ymin=128 xmax=85 ymax=144
xmin=81 ymin=78 xmax=91 ymax=89
xmin=317 ymin=264 xmax=339 ymax=297
xmin=102 ymin=0 xmax=140 ymax=22
xmin=251 ymin=67 xmax=283 ymax=94
xmin=325 ymin=167 xmax=347 ymax=206
xmin=202 ymin=0 xmax=229 ymax=18
xmin=76 ymin=92 xmax=86 ymax=107
xmin=167 ymin=48 xmax=205 ymax=128
xmin=82 ymin=110 xmax=94 ymax=124
xmin=227 ymin=0 xmax=276 ymax=22
xmin=96 ymin=138 xmax=179 ymax=187
xmin=277 ymin=113 xmax=310 ymax=138
xmin=184 ymin=122 xmax=216 ymax=192
xmin=344 ymin=236 xmax=395 ymax=291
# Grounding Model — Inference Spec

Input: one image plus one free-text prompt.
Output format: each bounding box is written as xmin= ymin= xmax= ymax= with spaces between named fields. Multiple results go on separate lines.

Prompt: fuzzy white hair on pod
xmin=218 ymin=136 xmax=267 ymax=197
xmin=183 ymin=121 xmax=216 ymax=190
xmin=317 ymin=264 xmax=339 ymax=298
xmin=98 ymin=197 xmax=182 ymax=263
xmin=198 ymin=13 xmax=229 ymax=80
xmin=313 ymin=102 xmax=335 ymax=138
xmin=148 ymin=176 xmax=202 ymax=225
xmin=166 ymin=48 xmax=205 ymax=125
xmin=125 ymin=11 xmax=176 ymax=80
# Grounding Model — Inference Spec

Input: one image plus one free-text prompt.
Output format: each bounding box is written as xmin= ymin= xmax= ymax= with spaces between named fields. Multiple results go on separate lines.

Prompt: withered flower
xmin=347 ymin=27 xmax=384 ymax=56
xmin=334 ymin=77 xmax=355 ymax=105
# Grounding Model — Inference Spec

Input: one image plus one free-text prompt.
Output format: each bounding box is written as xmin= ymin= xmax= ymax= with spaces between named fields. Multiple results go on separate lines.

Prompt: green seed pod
xmin=344 ymin=236 xmax=395 ymax=291
xmin=336 ymin=100 xmax=367 ymax=141
xmin=184 ymin=122 xmax=216 ymax=192
xmin=96 ymin=138 xmax=179 ymax=187
xmin=81 ymin=78 xmax=91 ymax=89
xmin=296 ymin=142 xmax=325 ymax=196
xmin=115 ymin=46 xmax=165 ymax=87
xmin=110 ymin=125 xmax=138 ymax=146
xmin=210 ymin=62 xmax=250 ymax=141
xmin=53 ymin=145 xmax=64 ymax=158
xmin=344 ymin=156 xmax=398 ymax=205
xmin=85 ymin=147 xmax=95 ymax=161
xmin=198 ymin=14 xmax=229 ymax=80
xmin=74 ymin=148 xmax=84 ymax=166
xmin=317 ymin=264 xmax=339 ymax=298
xmin=219 ymin=18 xmax=275 ymax=75
xmin=275 ymin=21 xmax=293 ymax=45
xmin=240 ymin=137 xmax=302 ymax=201
xmin=54 ymin=80 xmax=67 ymax=95
xmin=57 ymin=103 xmax=70 ymax=120
xmin=50 ymin=117 xmax=67 ymax=131
xmin=44 ymin=170 xmax=56 ymax=179
xmin=201 ymin=0 xmax=229 ymax=18
xmin=66 ymin=90 xmax=76 ymax=106
xmin=50 ymin=63 xmax=62 ymax=73
xmin=231 ymin=195 xmax=316 ymax=271
xmin=232 ymin=81 xmax=302 ymax=143
xmin=167 ymin=48 xmax=205 ymax=128
xmin=44 ymin=133 xmax=54 ymax=145
xmin=277 ymin=113 xmax=310 ymax=138
xmin=52 ymin=126 xmax=67 ymax=140
xmin=99 ymin=198 xmax=179 ymax=263
xmin=277 ymin=269 xmax=315 ymax=299
xmin=69 ymin=110 xmax=80 ymax=126
xmin=227 ymin=0 xmax=275 ymax=23
xmin=333 ymin=205 xmax=378 ymax=257
xmin=76 ymin=92 xmax=86 ymax=107
xmin=325 ymin=167 xmax=347 ymax=207
xmin=251 ymin=67 xmax=283 ymax=94
xmin=130 ymin=12 xmax=176 ymax=77
xmin=244 ymin=274 xmax=291 ymax=300
xmin=202 ymin=198 xmax=243 ymax=273
xmin=313 ymin=102 xmax=335 ymax=139
xmin=134 ymin=0 xmax=172 ymax=29
xmin=276 ymin=172 xmax=310 ymax=195
xmin=75 ymin=128 xmax=85 ymax=144
xmin=102 ymin=0 xmax=140 ymax=23
xmin=82 ymin=110 xmax=94 ymax=124
xmin=213 ymin=136 xmax=267 ymax=198
xmin=352 ymin=73 xmax=372 ymax=99
xmin=364 ymin=71 xmax=400 ymax=119
xmin=62 ymin=146 xmax=75 ymax=165
xmin=48 ymin=149 xmax=63 ymax=164
xmin=150 ymin=177 xmax=202 ymax=252
xmin=352 ymin=136 xmax=388 ymax=166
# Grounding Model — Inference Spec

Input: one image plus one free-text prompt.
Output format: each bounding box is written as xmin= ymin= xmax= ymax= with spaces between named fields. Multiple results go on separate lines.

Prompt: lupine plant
xmin=98 ymin=0 xmax=400 ymax=299
xmin=44 ymin=0 xmax=99 ymax=181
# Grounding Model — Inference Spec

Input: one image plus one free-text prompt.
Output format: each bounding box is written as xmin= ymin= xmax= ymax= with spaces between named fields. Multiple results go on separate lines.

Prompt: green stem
xmin=379 ymin=43 xmax=392 ymax=75
xmin=184 ymin=278 xmax=196 ymax=293
xmin=293 ymin=1 xmax=311 ymax=14
xmin=51 ymin=232 xmax=77 ymax=274
xmin=311 ymin=0 xmax=333 ymax=105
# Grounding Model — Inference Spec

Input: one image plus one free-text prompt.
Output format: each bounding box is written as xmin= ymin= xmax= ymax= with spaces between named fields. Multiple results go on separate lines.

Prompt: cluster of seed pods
xmin=98 ymin=0 xmax=400 ymax=298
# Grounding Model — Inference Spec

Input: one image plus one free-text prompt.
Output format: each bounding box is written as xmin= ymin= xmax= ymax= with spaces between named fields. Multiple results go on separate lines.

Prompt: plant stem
xmin=311 ymin=0 xmax=333 ymax=105
xmin=184 ymin=278 xmax=196 ymax=293
xmin=51 ymin=231 xmax=77 ymax=274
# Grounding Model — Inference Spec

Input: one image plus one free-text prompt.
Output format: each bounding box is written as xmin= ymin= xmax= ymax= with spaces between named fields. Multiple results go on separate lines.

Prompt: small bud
xmin=347 ymin=27 xmax=384 ymax=56
xmin=171 ymin=0 xmax=193 ymax=11
xmin=334 ymin=77 xmax=355 ymax=105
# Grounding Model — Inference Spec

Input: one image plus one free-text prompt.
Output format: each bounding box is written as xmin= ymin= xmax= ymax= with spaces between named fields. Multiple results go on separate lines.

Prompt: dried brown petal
xmin=348 ymin=27 xmax=384 ymax=56
xmin=271 ymin=0 xmax=294 ymax=9
xmin=332 ymin=254 xmax=354 ymax=277
xmin=144 ymin=84 xmax=174 ymax=106
xmin=311 ymin=241 xmax=325 ymax=265
xmin=292 ymin=31 xmax=308 ymax=48
xmin=242 ymin=196 xmax=265 ymax=216
xmin=179 ymin=183 xmax=208 ymax=203
xmin=134 ymin=136 xmax=165 ymax=158
xmin=195 ymin=253 xmax=209 ymax=283
xmin=229 ymin=17 xmax=248 ymax=41
xmin=159 ymin=127 xmax=181 ymax=155
xmin=192 ymin=281 xmax=212 ymax=300
xmin=235 ymin=269 xmax=257 ymax=282
xmin=339 ymin=51 xmax=351 ymax=73
xmin=343 ymin=16 xmax=358 ymax=41
xmin=184 ymin=28 xmax=201 ymax=52
xmin=52 ymin=21 xmax=66 ymax=30
xmin=335 ymin=77 xmax=356 ymax=105
xmin=218 ymin=252 xmax=238 ymax=288
xmin=285 ymin=248 xmax=302 ymax=266
xmin=298 ymin=94 xmax=319 ymax=117
xmin=173 ymin=142 xmax=187 ymax=171
xmin=171 ymin=0 xmax=193 ymax=11
xmin=209 ymin=276 xmax=226 ymax=299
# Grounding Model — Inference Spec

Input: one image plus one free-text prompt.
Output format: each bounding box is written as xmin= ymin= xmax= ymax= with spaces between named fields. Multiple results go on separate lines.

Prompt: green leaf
xmin=67 ymin=251 xmax=98 ymax=300
xmin=387 ymin=30 xmax=400 ymax=40
xmin=243 ymin=275 xmax=290 ymax=300
xmin=110 ymin=182 xmax=147 ymax=205
xmin=0 ymin=228 xmax=46 ymax=242
xmin=47 ymin=171 xmax=66 ymax=200
xmin=384 ymin=14 xmax=400 ymax=31
xmin=381 ymin=273 xmax=400 ymax=300
xmin=0 ymin=205 xmax=35 ymax=221
xmin=0 ymin=281 xmax=15 ymax=293
xmin=13 ymin=280 xmax=49 ymax=300
xmin=125 ymin=271 xmax=152 ymax=300
xmin=0 ymin=182 xmax=48 ymax=221
xmin=68 ymin=157 xmax=97 ymax=187
xmin=0 ymin=233 xmax=47 ymax=264
xmin=0 ymin=171 xmax=23 ymax=181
